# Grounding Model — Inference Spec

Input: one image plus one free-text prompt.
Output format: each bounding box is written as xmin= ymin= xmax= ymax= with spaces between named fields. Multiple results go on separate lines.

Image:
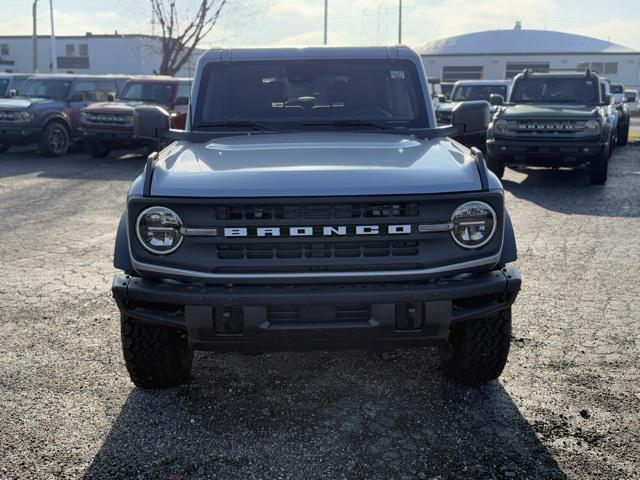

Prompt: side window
xmin=70 ymin=80 xmax=99 ymax=101
xmin=176 ymin=83 xmax=191 ymax=104
xmin=98 ymin=81 xmax=118 ymax=100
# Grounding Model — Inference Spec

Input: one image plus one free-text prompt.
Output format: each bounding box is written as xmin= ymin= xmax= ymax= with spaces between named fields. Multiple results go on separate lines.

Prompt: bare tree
xmin=151 ymin=0 xmax=227 ymax=76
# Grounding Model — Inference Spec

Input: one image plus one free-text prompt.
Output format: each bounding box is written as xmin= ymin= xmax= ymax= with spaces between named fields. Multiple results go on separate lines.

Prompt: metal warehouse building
xmin=419 ymin=23 xmax=640 ymax=90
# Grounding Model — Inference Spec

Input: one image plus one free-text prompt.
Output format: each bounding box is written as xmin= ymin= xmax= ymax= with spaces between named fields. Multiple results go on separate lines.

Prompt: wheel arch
xmin=114 ymin=210 xmax=134 ymax=274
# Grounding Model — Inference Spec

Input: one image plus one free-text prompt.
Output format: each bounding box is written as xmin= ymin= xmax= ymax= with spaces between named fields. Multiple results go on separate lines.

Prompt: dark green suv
xmin=486 ymin=70 xmax=612 ymax=185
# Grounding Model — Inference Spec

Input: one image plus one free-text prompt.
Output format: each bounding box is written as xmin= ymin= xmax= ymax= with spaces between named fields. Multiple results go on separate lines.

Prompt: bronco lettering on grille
xmin=223 ymin=225 xmax=412 ymax=238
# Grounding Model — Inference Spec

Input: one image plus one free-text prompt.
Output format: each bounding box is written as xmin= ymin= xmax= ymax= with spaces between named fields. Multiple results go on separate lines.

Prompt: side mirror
xmin=489 ymin=94 xmax=504 ymax=106
xmin=134 ymin=105 xmax=171 ymax=140
xmin=438 ymin=94 xmax=448 ymax=103
xmin=175 ymin=96 xmax=189 ymax=106
xmin=451 ymin=100 xmax=490 ymax=134
xmin=107 ymin=92 xmax=115 ymax=102
xmin=8 ymin=89 xmax=17 ymax=98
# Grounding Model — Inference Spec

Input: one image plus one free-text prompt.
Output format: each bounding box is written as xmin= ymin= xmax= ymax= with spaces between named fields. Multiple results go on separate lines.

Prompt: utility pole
xmin=323 ymin=0 xmax=328 ymax=45
xmin=49 ymin=0 xmax=57 ymax=72
xmin=398 ymin=0 xmax=402 ymax=44
xmin=32 ymin=0 xmax=39 ymax=72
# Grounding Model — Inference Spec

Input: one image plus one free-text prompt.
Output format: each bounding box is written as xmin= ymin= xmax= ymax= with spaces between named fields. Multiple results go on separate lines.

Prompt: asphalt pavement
xmin=0 ymin=144 xmax=639 ymax=480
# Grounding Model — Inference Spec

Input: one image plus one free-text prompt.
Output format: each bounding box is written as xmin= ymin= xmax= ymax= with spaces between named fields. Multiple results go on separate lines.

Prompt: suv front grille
xmin=216 ymin=240 xmax=420 ymax=260
xmin=508 ymin=119 xmax=586 ymax=133
xmin=0 ymin=111 xmax=18 ymax=122
xmin=82 ymin=112 xmax=133 ymax=126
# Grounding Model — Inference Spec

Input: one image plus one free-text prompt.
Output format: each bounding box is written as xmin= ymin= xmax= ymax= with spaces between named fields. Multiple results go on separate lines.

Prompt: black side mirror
xmin=489 ymin=94 xmax=504 ymax=106
xmin=107 ymin=92 xmax=115 ymax=102
xmin=134 ymin=105 xmax=171 ymax=140
xmin=8 ymin=89 xmax=17 ymax=98
xmin=451 ymin=100 xmax=490 ymax=134
xmin=175 ymin=96 xmax=189 ymax=106
xmin=438 ymin=94 xmax=448 ymax=103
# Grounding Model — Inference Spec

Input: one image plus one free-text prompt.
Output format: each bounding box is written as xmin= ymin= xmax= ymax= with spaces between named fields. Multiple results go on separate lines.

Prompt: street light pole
xmin=323 ymin=0 xmax=328 ymax=45
xmin=398 ymin=0 xmax=402 ymax=44
xmin=49 ymin=0 xmax=57 ymax=72
xmin=32 ymin=0 xmax=39 ymax=72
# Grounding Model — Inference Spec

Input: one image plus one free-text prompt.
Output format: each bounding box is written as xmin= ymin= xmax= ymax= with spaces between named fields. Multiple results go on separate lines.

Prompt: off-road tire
xmin=39 ymin=121 xmax=70 ymax=157
xmin=485 ymin=151 xmax=505 ymax=179
xmin=121 ymin=315 xmax=193 ymax=389
xmin=439 ymin=308 xmax=511 ymax=384
xmin=617 ymin=122 xmax=629 ymax=146
xmin=0 ymin=143 xmax=9 ymax=154
xmin=589 ymin=149 xmax=609 ymax=185
xmin=83 ymin=139 xmax=110 ymax=158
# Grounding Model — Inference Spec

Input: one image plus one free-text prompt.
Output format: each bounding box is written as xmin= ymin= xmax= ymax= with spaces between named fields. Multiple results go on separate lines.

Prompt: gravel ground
xmin=0 ymin=144 xmax=639 ymax=480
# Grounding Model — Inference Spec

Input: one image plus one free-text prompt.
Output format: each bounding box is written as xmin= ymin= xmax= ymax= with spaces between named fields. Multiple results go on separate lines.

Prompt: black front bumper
xmin=487 ymin=138 xmax=605 ymax=166
xmin=0 ymin=125 xmax=42 ymax=144
xmin=80 ymin=127 xmax=144 ymax=148
xmin=112 ymin=267 xmax=521 ymax=352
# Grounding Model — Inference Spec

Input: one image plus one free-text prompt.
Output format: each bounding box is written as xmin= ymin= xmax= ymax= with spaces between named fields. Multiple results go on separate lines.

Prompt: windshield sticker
xmin=390 ymin=70 xmax=405 ymax=80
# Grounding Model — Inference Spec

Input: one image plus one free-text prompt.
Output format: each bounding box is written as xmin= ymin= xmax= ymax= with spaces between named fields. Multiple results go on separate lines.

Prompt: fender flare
xmin=500 ymin=210 xmax=517 ymax=265
xmin=40 ymin=112 xmax=72 ymax=132
xmin=114 ymin=211 xmax=134 ymax=274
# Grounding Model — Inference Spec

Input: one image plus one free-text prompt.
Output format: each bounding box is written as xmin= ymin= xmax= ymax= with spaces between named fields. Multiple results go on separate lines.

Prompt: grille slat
xmin=267 ymin=304 xmax=372 ymax=324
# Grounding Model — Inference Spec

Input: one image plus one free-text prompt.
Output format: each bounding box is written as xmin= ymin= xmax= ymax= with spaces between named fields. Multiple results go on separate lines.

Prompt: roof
xmin=26 ymin=74 xmax=132 ymax=80
xmin=454 ymin=80 xmax=512 ymax=86
xmin=419 ymin=28 xmax=637 ymax=56
xmin=200 ymin=46 xmax=418 ymax=62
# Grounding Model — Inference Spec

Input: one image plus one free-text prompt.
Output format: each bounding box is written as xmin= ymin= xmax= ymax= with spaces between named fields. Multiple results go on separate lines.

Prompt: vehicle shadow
xmin=502 ymin=148 xmax=640 ymax=218
xmin=0 ymin=146 xmax=146 ymax=181
xmin=85 ymin=350 xmax=566 ymax=479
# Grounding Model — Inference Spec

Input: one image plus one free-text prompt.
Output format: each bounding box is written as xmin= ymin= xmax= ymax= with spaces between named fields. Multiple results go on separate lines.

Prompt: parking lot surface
xmin=0 ymin=144 xmax=639 ymax=480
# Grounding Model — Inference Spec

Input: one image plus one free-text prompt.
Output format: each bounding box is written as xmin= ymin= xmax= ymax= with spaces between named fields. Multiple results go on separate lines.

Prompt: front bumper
xmin=80 ymin=127 xmax=143 ymax=148
xmin=0 ymin=124 xmax=42 ymax=144
xmin=487 ymin=138 xmax=605 ymax=166
xmin=112 ymin=266 xmax=521 ymax=352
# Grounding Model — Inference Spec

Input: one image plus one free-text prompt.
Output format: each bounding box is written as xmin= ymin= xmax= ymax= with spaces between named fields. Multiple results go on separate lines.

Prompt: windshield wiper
xmin=196 ymin=121 xmax=277 ymax=131
xmin=301 ymin=120 xmax=398 ymax=130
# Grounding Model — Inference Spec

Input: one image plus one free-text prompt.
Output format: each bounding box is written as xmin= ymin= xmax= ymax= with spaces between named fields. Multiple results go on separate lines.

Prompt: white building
xmin=419 ymin=24 xmax=640 ymax=90
xmin=0 ymin=34 xmax=202 ymax=77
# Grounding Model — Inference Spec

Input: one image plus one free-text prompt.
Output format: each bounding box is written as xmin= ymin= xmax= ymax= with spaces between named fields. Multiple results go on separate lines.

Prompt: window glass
xmin=0 ymin=78 xmax=9 ymax=96
xmin=176 ymin=83 xmax=191 ymax=101
xmin=451 ymin=84 xmax=508 ymax=102
xmin=66 ymin=44 xmax=75 ymax=57
xmin=71 ymin=80 xmax=101 ymax=101
xmin=22 ymin=79 xmax=72 ymax=99
xmin=0 ymin=44 xmax=8 ymax=55
xmin=196 ymin=59 xmax=428 ymax=128
xmin=511 ymin=77 xmax=599 ymax=104
xmin=79 ymin=44 xmax=89 ymax=57
xmin=119 ymin=82 xmax=175 ymax=104
xmin=590 ymin=62 xmax=604 ymax=74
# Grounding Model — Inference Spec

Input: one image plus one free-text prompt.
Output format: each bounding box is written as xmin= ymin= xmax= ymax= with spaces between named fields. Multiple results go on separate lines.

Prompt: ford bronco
xmin=486 ymin=70 xmax=613 ymax=185
xmin=0 ymin=74 xmax=130 ymax=156
xmin=112 ymin=46 xmax=521 ymax=389
xmin=80 ymin=76 xmax=191 ymax=158
xmin=0 ymin=73 xmax=31 ymax=98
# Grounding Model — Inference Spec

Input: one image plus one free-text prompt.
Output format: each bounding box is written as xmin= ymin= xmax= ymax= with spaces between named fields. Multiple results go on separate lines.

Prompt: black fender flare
xmin=500 ymin=210 xmax=517 ymax=265
xmin=114 ymin=211 xmax=134 ymax=274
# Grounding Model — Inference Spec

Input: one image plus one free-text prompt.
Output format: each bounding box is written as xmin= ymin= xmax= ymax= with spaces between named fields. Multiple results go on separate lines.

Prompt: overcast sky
xmin=2 ymin=0 xmax=640 ymax=51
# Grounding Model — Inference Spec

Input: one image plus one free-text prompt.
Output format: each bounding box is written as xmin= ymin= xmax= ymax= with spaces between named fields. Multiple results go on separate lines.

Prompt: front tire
xmin=83 ymin=139 xmax=110 ymax=158
xmin=121 ymin=315 xmax=193 ymax=389
xmin=39 ymin=121 xmax=70 ymax=157
xmin=589 ymin=149 xmax=609 ymax=185
xmin=485 ymin=151 xmax=505 ymax=179
xmin=439 ymin=309 xmax=511 ymax=384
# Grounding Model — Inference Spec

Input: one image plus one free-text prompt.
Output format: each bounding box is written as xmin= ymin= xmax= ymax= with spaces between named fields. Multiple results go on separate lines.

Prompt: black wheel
xmin=485 ymin=151 xmax=505 ymax=179
xmin=589 ymin=149 xmax=609 ymax=185
xmin=617 ymin=122 xmax=629 ymax=146
xmin=439 ymin=309 xmax=511 ymax=384
xmin=0 ymin=143 xmax=10 ymax=154
xmin=121 ymin=315 xmax=193 ymax=389
xmin=83 ymin=139 xmax=110 ymax=158
xmin=39 ymin=121 xmax=70 ymax=156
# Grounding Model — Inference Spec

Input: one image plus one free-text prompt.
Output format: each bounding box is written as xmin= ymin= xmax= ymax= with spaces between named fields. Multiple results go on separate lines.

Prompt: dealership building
xmin=419 ymin=23 xmax=640 ymax=90
xmin=0 ymin=33 xmax=201 ymax=77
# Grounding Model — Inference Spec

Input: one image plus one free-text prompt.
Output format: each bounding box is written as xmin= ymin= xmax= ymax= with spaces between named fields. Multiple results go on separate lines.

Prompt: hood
xmin=83 ymin=101 xmax=142 ymax=113
xmin=437 ymin=102 xmax=498 ymax=115
xmin=499 ymin=104 xmax=599 ymax=119
xmin=149 ymin=132 xmax=484 ymax=198
xmin=0 ymin=97 xmax=58 ymax=111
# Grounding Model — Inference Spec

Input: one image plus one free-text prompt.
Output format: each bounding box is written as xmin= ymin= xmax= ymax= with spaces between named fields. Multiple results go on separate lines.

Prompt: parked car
xmin=435 ymin=80 xmax=512 ymax=148
xmin=0 ymin=74 xmax=130 ymax=156
xmin=79 ymin=76 xmax=192 ymax=157
xmin=112 ymin=46 xmax=521 ymax=389
xmin=625 ymin=89 xmax=639 ymax=114
xmin=0 ymin=73 xmax=31 ymax=98
xmin=486 ymin=70 xmax=613 ymax=185
xmin=609 ymin=82 xmax=631 ymax=145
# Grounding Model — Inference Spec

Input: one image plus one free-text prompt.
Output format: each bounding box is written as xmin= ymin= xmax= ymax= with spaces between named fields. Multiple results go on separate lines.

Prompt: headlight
xmin=584 ymin=120 xmax=601 ymax=135
xmin=493 ymin=119 xmax=509 ymax=134
xmin=17 ymin=111 xmax=33 ymax=122
xmin=450 ymin=201 xmax=497 ymax=249
xmin=136 ymin=206 xmax=184 ymax=254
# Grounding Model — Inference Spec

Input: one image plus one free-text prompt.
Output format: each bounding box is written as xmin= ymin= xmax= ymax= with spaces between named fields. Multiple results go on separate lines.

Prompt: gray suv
xmin=112 ymin=47 xmax=521 ymax=389
xmin=0 ymin=74 xmax=129 ymax=155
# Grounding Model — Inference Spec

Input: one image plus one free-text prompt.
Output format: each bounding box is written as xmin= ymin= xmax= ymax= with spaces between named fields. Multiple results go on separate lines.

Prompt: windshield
xmin=119 ymin=81 xmax=175 ymax=104
xmin=510 ymin=77 xmax=599 ymax=104
xmin=610 ymin=84 xmax=624 ymax=94
xmin=195 ymin=59 xmax=428 ymax=130
xmin=21 ymin=79 xmax=72 ymax=100
xmin=451 ymin=84 xmax=507 ymax=102
xmin=0 ymin=79 xmax=9 ymax=96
